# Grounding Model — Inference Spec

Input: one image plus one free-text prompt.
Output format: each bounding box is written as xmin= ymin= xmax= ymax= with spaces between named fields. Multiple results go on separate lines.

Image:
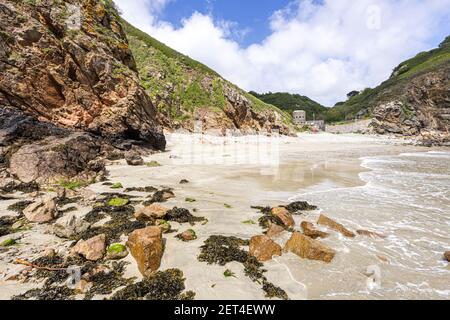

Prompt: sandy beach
xmin=1 ymin=132 xmax=449 ymax=300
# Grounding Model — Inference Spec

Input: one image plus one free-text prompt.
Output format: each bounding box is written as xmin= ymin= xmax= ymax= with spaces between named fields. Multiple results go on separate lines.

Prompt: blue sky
xmin=160 ymin=0 xmax=293 ymax=46
xmin=115 ymin=0 xmax=450 ymax=106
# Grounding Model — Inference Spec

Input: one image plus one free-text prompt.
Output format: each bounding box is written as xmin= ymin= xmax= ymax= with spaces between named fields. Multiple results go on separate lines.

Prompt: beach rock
xmin=271 ymin=207 xmax=295 ymax=227
xmin=266 ymin=223 xmax=285 ymax=238
xmin=179 ymin=179 xmax=189 ymax=184
xmin=106 ymin=243 xmax=129 ymax=260
xmin=71 ymin=234 xmax=106 ymax=261
xmin=75 ymin=280 xmax=93 ymax=294
xmin=126 ymin=153 xmax=144 ymax=166
xmin=53 ymin=214 xmax=90 ymax=239
xmin=284 ymin=232 xmax=335 ymax=263
xmin=444 ymin=251 xmax=450 ymax=262
xmin=250 ymin=235 xmax=282 ymax=262
xmin=155 ymin=219 xmax=172 ymax=233
xmin=127 ymin=227 xmax=164 ymax=277
xmin=317 ymin=215 xmax=355 ymax=238
xmin=177 ymin=229 xmax=197 ymax=242
xmin=301 ymin=221 xmax=329 ymax=239
xmin=23 ymin=198 xmax=57 ymax=223
xmin=134 ymin=203 xmax=169 ymax=221
xmin=357 ymin=229 xmax=386 ymax=239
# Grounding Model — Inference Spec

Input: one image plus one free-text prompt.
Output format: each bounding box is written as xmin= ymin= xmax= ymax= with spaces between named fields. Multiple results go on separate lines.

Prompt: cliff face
xmin=123 ymin=21 xmax=293 ymax=136
xmin=0 ymin=0 xmax=165 ymax=149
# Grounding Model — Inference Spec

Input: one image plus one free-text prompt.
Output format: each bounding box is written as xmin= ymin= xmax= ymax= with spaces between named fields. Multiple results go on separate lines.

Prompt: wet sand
xmin=1 ymin=133 xmax=449 ymax=300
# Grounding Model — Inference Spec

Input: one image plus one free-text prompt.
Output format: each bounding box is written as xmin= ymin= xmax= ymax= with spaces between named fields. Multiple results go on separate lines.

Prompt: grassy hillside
xmin=249 ymin=91 xmax=327 ymax=121
xmin=121 ymin=20 xmax=291 ymax=126
xmin=325 ymin=36 xmax=450 ymax=123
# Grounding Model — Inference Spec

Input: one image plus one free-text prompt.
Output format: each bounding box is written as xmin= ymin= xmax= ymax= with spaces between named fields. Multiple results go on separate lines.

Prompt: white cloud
xmin=114 ymin=0 xmax=450 ymax=106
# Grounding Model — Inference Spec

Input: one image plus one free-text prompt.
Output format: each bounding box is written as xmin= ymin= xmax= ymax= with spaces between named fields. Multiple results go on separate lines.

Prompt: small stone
xmin=126 ymin=226 xmax=164 ymax=277
xmin=106 ymin=243 xmax=129 ymax=260
xmin=284 ymin=232 xmax=335 ymax=263
xmin=444 ymin=251 xmax=450 ymax=262
xmin=176 ymin=229 xmax=197 ymax=242
xmin=317 ymin=215 xmax=355 ymax=238
xmin=71 ymin=234 xmax=106 ymax=261
xmin=75 ymin=279 xmax=93 ymax=294
xmin=134 ymin=203 xmax=169 ymax=220
xmin=155 ymin=219 xmax=171 ymax=233
xmin=23 ymin=198 xmax=57 ymax=223
xmin=126 ymin=153 xmax=144 ymax=166
xmin=271 ymin=207 xmax=295 ymax=227
xmin=249 ymin=235 xmax=282 ymax=262
xmin=179 ymin=179 xmax=189 ymax=184
xmin=42 ymin=249 xmax=56 ymax=258
xmin=301 ymin=221 xmax=329 ymax=239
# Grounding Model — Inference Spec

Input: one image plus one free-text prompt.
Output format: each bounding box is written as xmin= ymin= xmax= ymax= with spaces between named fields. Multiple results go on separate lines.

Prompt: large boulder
xmin=71 ymin=234 xmax=106 ymax=261
xmin=270 ymin=207 xmax=295 ymax=228
xmin=126 ymin=226 xmax=164 ymax=277
xmin=317 ymin=215 xmax=355 ymax=238
xmin=23 ymin=197 xmax=58 ymax=223
xmin=284 ymin=232 xmax=335 ymax=263
xmin=249 ymin=235 xmax=282 ymax=262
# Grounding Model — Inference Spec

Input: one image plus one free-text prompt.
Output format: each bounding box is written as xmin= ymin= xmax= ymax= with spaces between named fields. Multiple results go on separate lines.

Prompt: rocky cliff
xmin=326 ymin=36 xmax=450 ymax=145
xmin=0 ymin=0 xmax=166 ymax=186
xmin=123 ymin=21 xmax=292 ymax=135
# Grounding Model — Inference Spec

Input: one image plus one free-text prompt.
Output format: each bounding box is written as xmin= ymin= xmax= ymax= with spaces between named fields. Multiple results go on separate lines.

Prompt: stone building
xmin=292 ymin=110 xmax=306 ymax=125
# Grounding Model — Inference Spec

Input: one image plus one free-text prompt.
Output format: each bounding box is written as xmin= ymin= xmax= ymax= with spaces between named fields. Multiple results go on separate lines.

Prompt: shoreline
xmin=1 ymin=133 xmax=449 ymax=300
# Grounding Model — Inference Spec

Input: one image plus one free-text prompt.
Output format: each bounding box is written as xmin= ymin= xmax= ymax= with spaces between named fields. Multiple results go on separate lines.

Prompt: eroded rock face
xmin=249 ymin=235 xmax=282 ymax=262
xmin=126 ymin=226 xmax=164 ymax=277
xmin=317 ymin=215 xmax=355 ymax=238
xmin=71 ymin=234 xmax=106 ymax=261
xmin=271 ymin=207 xmax=295 ymax=228
xmin=284 ymin=232 xmax=335 ymax=263
xmin=0 ymin=0 xmax=165 ymax=149
xmin=23 ymin=197 xmax=58 ymax=223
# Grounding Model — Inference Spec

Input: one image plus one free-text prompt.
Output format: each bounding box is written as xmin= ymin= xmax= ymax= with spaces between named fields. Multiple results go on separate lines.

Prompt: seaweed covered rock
xmin=23 ymin=197 xmax=58 ymax=223
xmin=284 ymin=232 xmax=335 ymax=263
xmin=301 ymin=221 xmax=329 ymax=239
xmin=111 ymin=268 xmax=194 ymax=300
xmin=176 ymin=229 xmax=197 ymax=242
xmin=270 ymin=207 xmax=295 ymax=228
xmin=134 ymin=203 xmax=169 ymax=221
xmin=106 ymin=243 xmax=129 ymax=260
xmin=165 ymin=207 xmax=205 ymax=225
xmin=126 ymin=226 xmax=164 ymax=277
xmin=285 ymin=201 xmax=317 ymax=213
xmin=71 ymin=234 xmax=106 ymax=261
xmin=317 ymin=215 xmax=355 ymax=238
xmin=249 ymin=235 xmax=282 ymax=262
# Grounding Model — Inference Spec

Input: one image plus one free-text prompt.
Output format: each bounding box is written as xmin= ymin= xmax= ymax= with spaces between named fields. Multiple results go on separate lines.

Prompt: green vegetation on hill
xmin=249 ymin=92 xmax=327 ymax=121
xmin=325 ymin=35 xmax=450 ymax=123
xmin=122 ymin=20 xmax=290 ymax=125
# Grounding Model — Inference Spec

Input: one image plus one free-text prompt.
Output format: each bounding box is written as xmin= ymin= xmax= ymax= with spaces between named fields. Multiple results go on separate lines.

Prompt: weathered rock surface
xmin=71 ymin=234 xmax=106 ymax=261
xmin=134 ymin=203 xmax=169 ymax=221
xmin=270 ymin=207 xmax=295 ymax=228
xmin=0 ymin=0 xmax=165 ymax=150
xmin=301 ymin=221 xmax=329 ymax=239
xmin=317 ymin=215 xmax=355 ymax=238
xmin=176 ymin=229 xmax=197 ymax=242
xmin=53 ymin=213 xmax=90 ymax=239
xmin=284 ymin=232 xmax=335 ymax=263
xmin=125 ymin=153 xmax=144 ymax=166
xmin=249 ymin=235 xmax=282 ymax=262
xmin=266 ymin=223 xmax=285 ymax=238
xmin=23 ymin=197 xmax=58 ymax=223
xmin=126 ymin=226 xmax=164 ymax=277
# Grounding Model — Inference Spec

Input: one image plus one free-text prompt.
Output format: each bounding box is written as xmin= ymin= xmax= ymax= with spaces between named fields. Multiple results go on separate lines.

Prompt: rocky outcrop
xmin=284 ymin=232 xmax=335 ymax=263
xmin=270 ymin=207 xmax=295 ymax=228
xmin=317 ymin=214 xmax=355 ymax=238
xmin=126 ymin=226 xmax=164 ymax=277
xmin=301 ymin=221 xmax=329 ymax=239
xmin=249 ymin=235 xmax=282 ymax=262
xmin=0 ymin=0 xmax=165 ymax=149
